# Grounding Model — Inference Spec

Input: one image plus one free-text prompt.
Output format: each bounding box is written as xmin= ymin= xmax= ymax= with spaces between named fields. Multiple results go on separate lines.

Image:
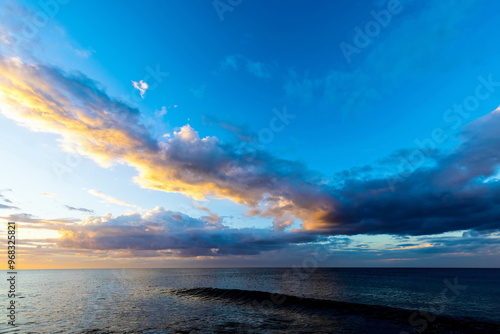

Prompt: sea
xmin=2 ymin=268 xmax=499 ymax=333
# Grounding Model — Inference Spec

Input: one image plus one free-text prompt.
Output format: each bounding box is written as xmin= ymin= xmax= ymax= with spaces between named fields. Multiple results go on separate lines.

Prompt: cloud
xmin=64 ymin=205 xmax=94 ymax=213
xmin=320 ymin=109 xmax=500 ymax=236
xmin=73 ymin=47 xmax=95 ymax=59
xmin=154 ymin=105 xmax=177 ymax=118
xmin=0 ymin=204 xmax=19 ymax=210
xmin=194 ymin=204 xmax=223 ymax=226
xmin=3 ymin=208 xmax=499 ymax=264
xmin=245 ymin=60 xmax=271 ymax=79
xmin=220 ymin=55 xmax=239 ymax=70
xmin=220 ymin=55 xmax=272 ymax=79
xmin=421 ymin=232 xmax=500 ymax=254
xmin=0 ymin=189 xmax=16 ymax=207
xmin=388 ymin=243 xmax=434 ymax=251
xmin=41 ymin=192 xmax=57 ymax=197
xmin=13 ymin=206 xmax=318 ymax=257
xmin=0 ymin=58 xmax=159 ymax=168
xmin=0 ymin=213 xmax=78 ymax=227
xmin=136 ymin=124 xmax=336 ymax=231
xmin=202 ymin=114 xmax=254 ymax=142
xmin=155 ymin=106 xmax=168 ymax=117
xmin=2 ymin=57 xmax=500 ymax=238
xmin=0 ymin=194 xmax=13 ymax=203
xmin=87 ymin=190 xmax=136 ymax=208
xmin=0 ymin=33 xmax=9 ymax=45
xmin=0 ymin=57 xmax=334 ymax=231
xmin=190 ymin=85 xmax=205 ymax=99
xmin=131 ymin=79 xmax=149 ymax=98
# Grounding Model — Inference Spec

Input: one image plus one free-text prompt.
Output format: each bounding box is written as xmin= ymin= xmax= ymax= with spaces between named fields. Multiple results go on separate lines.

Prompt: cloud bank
xmin=3 ymin=207 xmax=317 ymax=256
xmin=1 ymin=56 xmax=500 ymax=248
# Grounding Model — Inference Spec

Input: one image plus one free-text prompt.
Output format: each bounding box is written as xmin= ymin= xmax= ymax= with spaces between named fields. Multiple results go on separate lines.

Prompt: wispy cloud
xmin=0 ymin=204 xmax=19 ymax=210
xmin=154 ymin=105 xmax=177 ymax=118
xmin=194 ymin=204 xmax=223 ymax=226
xmin=0 ymin=189 xmax=16 ymax=208
xmin=73 ymin=47 xmax=95 ymax=59
xmin=87 ymin=189 xmax=136 ymax=208
xmin=389 ymin=243 xmax=434 ymax=251
xmin=190 ymin=85 xmax=205 ymax=99
xmin=0 ymin=213 xmax=78 ymax=227
xmin=220 ymin=55 xmax=272 ymax=79
xmin=64 ymin=205 xmax=94 ymax=213
xmin=155 ymin=106 xmax=168 ymax=117
xmin=202 ymin=114 xmax=254 ymax=142
xmin=220 ymin=55 xmax=239 ymax=70
xmin=0 ymin=190 xmax=13 ymax=203
xmin=245 ymin=60 xmax=271 ymax=79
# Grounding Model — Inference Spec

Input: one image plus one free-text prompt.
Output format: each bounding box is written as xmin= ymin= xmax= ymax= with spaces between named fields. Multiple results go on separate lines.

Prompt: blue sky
xmin=0 ymin=0 xmax=500 ymax=268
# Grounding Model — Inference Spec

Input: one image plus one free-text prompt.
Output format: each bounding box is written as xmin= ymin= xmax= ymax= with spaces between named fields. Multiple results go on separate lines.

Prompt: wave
xmin=174 ymin=288 xmax=500 ymax=333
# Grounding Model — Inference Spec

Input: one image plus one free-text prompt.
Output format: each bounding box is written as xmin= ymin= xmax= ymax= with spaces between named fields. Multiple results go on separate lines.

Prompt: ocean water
xmin=2 ymin=268 xmax=499 ymax=333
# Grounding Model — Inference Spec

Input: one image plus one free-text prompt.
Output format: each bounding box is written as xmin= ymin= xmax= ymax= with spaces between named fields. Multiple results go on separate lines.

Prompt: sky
xmin=0 ymin=0 xmax=500 ymax=269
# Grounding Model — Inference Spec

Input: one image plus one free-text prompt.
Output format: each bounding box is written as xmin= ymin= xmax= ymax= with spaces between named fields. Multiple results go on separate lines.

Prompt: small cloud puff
xmin=132 ymin=80 xmax=149 ymax=98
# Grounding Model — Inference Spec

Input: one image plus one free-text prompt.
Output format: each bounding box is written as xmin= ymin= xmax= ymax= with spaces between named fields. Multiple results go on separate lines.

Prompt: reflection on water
xmin=2 ymin=268 xmax=499 ymax=333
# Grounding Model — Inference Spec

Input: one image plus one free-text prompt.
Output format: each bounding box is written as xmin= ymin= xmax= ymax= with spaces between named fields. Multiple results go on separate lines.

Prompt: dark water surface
xmin=2 ymin=268 xmax=499 ymax=333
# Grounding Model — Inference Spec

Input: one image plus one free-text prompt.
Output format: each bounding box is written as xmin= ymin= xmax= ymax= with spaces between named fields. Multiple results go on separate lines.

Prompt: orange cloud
xmin=388 ymin=243 xmax=434 ymax=251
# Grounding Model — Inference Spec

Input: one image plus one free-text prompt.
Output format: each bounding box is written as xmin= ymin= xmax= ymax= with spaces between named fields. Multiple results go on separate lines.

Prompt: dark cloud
xmin=417 ymin=233 xmax=500 ymax=254
xmin=322 ymin=109 xmax=500 ymax=236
